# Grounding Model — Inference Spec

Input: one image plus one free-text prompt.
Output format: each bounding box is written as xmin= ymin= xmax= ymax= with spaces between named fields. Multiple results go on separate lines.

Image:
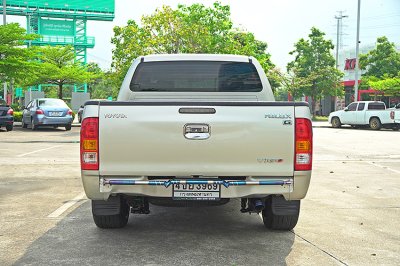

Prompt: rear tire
xmin=6 ymin=125 xmax=13 ymax=131
xmin=65 ymin=124 xmax=72 ymax=131
xmin=331 ymin=117 xmax=342 ymax=128
xmin=369 ymin=117 xmax=381 ymax=130
xmin=262 ymin=196 xmax=300 ymax=230
xmin=92 ymin=197 xmax=130 ymax=229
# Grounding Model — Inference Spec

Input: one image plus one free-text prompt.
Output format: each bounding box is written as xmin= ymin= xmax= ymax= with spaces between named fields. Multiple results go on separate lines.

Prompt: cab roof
xmin=142 ymin=54 xmax=251 ymax=63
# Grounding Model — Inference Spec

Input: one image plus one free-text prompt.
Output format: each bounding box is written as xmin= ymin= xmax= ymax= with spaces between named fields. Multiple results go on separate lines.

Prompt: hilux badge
xmin=104 ymin=113 xmax=127 ymax=119
xmin=265 ymin=114 xmax=292 ymax=119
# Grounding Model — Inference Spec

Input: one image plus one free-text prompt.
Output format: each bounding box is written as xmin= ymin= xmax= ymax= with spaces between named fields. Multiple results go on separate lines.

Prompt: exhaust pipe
xmin=240 ymin=198 xmax=265 ymax=213
xmin=248 ymin=198 xmax=265 ymax=213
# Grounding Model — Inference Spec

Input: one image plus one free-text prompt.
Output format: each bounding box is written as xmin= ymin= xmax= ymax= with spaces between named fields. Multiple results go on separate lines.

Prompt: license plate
xmin=49 ymin=112 xmax=62 ymax=117
xmin=173 ymin=183 xmax=221 ymax=200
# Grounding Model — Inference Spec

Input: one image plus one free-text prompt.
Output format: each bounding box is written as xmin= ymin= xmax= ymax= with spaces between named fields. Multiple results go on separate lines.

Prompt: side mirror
xmin=80 ymin=105 xmax=84 ymax=108
xmin=344 ymin=108 xmax=349 ymax=112
xmin=22 ymin=106 xmax=26 ymax=110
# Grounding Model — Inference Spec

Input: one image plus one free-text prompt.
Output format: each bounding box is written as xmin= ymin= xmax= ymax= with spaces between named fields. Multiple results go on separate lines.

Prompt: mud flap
xmin=271 ymin=195 xmax=300 ymax=216
xmin=92 ymin=195 xmax=123 ymax=216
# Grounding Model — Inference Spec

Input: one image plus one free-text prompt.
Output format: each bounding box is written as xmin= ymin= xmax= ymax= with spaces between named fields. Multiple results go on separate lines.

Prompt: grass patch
xmin=312 ymin=116 xmax=328 ymax=121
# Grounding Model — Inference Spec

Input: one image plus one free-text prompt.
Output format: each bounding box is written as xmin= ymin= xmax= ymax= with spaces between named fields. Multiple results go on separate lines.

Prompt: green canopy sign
xmin=40 ymin=19 xmax=74 ymax=36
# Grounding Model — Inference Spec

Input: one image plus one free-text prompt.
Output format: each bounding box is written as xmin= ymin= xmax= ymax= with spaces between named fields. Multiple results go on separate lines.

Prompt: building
xmin=319 ymin=43 xmax=400 ymax=115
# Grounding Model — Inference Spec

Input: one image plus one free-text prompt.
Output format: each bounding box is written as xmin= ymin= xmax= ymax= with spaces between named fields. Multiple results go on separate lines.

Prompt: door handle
xmin=184 ymin=124 xmax=210 ymax=140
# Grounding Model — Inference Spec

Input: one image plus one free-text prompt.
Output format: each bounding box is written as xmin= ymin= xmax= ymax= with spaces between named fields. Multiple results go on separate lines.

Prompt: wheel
xmin=331 ymin=117 xmax=341 ymax=128
xmin=262 ymin=196 xmax=300 ymax=230
xmin=6 ymin=125 xmax=13 ymax=131
xmin=65 ymin=124 xmax=72 ymax=131
xmin=92 ymin=197 xmax=130 ymax=229
xmin=22 ymin=119 xmax=27 ymax=128
xmin=31 ymin=119 xmax=37 ymax=130
xmin=369 ymin=117 xmax=381 ymax=130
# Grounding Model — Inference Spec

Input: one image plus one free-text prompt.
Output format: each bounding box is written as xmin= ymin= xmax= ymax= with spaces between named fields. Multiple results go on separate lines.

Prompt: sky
xmin=5 ymin=0 xmax=400 ymax=70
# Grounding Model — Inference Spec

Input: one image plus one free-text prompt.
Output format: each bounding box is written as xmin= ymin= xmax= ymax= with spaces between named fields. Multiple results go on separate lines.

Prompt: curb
xmin=13 ymin=122 xmax=81 ymax=128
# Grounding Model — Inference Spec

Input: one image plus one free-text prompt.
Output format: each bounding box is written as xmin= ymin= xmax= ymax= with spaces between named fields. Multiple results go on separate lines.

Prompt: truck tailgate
xmin=98 ymin=103 xmax=295 ymax=177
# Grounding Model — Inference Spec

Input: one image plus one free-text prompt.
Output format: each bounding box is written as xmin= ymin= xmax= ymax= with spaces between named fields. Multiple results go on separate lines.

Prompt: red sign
xmin=344 ymin=58 xmax=357 ymax=70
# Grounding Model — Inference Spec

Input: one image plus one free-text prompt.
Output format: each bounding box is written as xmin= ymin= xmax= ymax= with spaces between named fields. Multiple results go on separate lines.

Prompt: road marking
xmin=366 ymin=161 xmax=400 ymax=174
xmin=16 ymin=145 xmax=61 ymax=157
xmin=47 ymin=192 xmax=87 ymax=218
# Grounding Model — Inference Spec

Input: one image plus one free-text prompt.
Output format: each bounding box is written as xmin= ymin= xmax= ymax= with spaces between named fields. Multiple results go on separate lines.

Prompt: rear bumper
xmin=0 ymin=116 xmax=14 ymax=126
xmin=35 ymin=115 xmax=73 ymax=125
xmin=81 ymin=171 xmax=311 ymax=201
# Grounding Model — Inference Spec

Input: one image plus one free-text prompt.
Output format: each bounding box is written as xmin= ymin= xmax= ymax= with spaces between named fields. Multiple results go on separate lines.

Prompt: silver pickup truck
xmin=80 ymin=54 xmax=313 ymax=230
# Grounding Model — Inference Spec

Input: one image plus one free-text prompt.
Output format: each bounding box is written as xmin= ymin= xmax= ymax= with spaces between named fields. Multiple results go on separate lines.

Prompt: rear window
xmin=38 ymin=99 xmax=68 ymax=107
xmin=130 ymin=61 xmax=263 ymax=92
xmin=368 ymin=103 xmax=386 ymax=110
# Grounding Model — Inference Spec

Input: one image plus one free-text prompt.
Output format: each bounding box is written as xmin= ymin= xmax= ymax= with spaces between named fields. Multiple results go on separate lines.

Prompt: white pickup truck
xmin=80 ymin=54 xmax=313 ymax=230
xmin=328 ymin=101 xmax=400 ymax=130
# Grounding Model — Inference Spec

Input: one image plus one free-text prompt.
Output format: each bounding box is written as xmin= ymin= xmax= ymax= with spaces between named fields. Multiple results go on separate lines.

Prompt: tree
xmin=359 ymin=37 xmax=400 ymax=96
xmin=111 ymin=2 xmax=276 ymax=90
xmin=369 ymin=75 xmax=400 ymax=96
xmin=26 ymin=46 xmax=94 ymax=99
xmin=359 ymin=37 xmax=400 ymax=79
xmin=287 ymin=27 xmax=343 ymax=116
xmin=87 ymin=67 xmax=119 ymax=99
xmin=0 ymin=23 xmax=39 ymax=84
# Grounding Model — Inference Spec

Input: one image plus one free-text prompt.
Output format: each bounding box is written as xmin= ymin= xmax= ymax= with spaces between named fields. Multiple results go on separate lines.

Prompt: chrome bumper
xmin=100 ymin=178 xmax=293 ymax=192
xmin=81 ymin=171 xmax=311 ymax=201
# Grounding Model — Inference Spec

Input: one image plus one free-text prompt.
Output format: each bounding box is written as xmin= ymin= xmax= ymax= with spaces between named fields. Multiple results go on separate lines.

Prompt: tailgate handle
xmin=179 ymin=108 xmax=216 ymax=114
xmin=184 ymin=124 xmax=210 ymax=140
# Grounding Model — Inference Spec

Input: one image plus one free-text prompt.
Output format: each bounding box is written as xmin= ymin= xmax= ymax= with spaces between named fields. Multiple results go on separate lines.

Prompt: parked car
xmin=22 ymin=98 xmax=73 ymax=131
xmin=81 ymin=54 xmax=313 ymax=230
xmin=0 ymin=99 xmax=14 ymax=131
xmin=328 ymin=101 xmax=400 ymax=130
xmin=77 ymin=99 xmax=109 ymax=123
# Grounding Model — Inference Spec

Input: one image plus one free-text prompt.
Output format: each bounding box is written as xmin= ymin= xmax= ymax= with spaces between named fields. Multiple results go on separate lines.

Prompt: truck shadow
xmin=15 ymin=199 xmax=295 ymax=265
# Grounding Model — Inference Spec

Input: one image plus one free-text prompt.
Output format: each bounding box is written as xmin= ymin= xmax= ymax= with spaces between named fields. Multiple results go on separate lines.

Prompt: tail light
xmin=7 ymin=109 xmax=14 ymax=115
xmin=295 ymin=118 xmax=313 ymax=171
xmin=390 ymin=111 xmax=394 ymax=120
xmin=67 ymin=109 xmax=73 ymax=115
xmin=36 ymin=109 xmax=44 ymax=115
xmin=80 ymin=117 xmax=99 ymax=170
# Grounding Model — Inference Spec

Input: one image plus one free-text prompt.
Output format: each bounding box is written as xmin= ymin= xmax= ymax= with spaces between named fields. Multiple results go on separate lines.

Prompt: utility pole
xmin=2 ymin=0 xmax=7 ymax=102
xmin=354 ymin=0 xmax=361 ymax=102
xmin=334 ymin=11 xmax=348 ymax=111
xmin=335 ymin=11 xmax=348 ymax=69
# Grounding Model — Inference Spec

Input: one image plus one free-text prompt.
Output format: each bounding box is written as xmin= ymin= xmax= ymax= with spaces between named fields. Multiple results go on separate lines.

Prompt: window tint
xmin=38 ymin=99 xmax=68 ymax=107
xmin=368 ymin=103 xmax=385 ymax=110
xmin=130 ymin=61 xmax=263 ymax=92
xmin=347 ymin=103 xmax=357 ymax=111
xmin=357 ymin=103 xmax=365 ymax=111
